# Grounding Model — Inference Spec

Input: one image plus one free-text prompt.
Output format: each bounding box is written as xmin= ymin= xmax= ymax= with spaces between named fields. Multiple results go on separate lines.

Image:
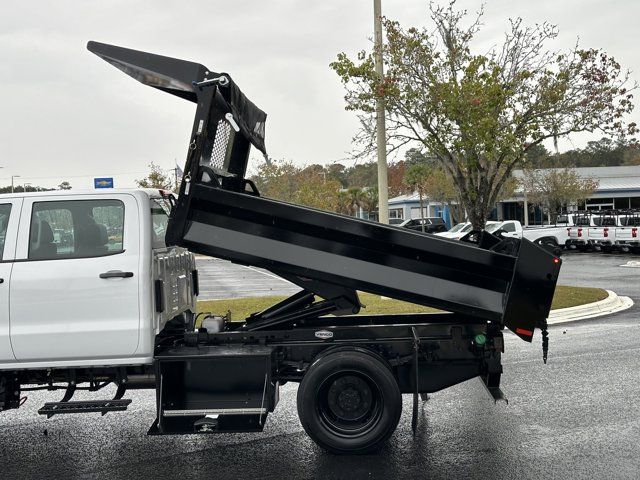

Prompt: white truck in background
xmin=565 ymin=210 xmax=640 ymax=253
xmin=438 ymin=220 xmax=563 ymax=255
xmin=615 ymin=212 xmax=640 ymax=252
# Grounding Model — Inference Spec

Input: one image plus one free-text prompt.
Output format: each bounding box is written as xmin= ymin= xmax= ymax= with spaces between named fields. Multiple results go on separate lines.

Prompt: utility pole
xmin=173 ymin=159 xmax=181 ymax=192
xmin=373 ymin=0 xmax=389 ymax=224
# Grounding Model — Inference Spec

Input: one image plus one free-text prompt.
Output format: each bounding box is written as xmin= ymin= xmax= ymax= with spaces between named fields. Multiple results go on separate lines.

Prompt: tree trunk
xmin=465 ymin=199 xmax=490 ymax=231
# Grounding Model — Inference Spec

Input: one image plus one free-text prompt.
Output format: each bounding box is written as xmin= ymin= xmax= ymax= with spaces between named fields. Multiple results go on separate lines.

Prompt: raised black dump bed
xmin=89 ymin=42 xmax=562 ymax=453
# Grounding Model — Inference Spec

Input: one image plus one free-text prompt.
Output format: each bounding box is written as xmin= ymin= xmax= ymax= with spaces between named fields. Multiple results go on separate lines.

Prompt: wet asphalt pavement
xmin=0 ymin=252 xmax=638 ymax=480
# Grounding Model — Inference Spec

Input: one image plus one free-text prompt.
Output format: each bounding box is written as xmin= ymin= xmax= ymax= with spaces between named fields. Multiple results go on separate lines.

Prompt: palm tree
xmin=359 ymin=187 xmax=379 ymax=219
xmin=346 ymin=187 xmax=365 ymax=217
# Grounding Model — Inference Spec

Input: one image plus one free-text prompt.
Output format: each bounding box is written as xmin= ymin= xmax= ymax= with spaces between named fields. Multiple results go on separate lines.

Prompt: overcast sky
xmin=1 ymin=0 xmax=639 ymax=189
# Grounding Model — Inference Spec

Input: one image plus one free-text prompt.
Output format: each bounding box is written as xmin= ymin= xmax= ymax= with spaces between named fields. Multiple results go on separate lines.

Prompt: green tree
xmin=294 ymin=169 xmax=342 ymax=211
xmin=331 ymin=3 xmax=636 ymax=229
xmin=404 ymin=148 xmax=439 ymax=168
xmin=523 ymin=144 xmax=552 ymax=169
xmin=345 ymin=187 xmax=365 ymax=217
xmin=345 ymin=162 xmax=378 ymax=189
xmin=326 ymin=163 xmax=349 ymax=187
xmin=622 ymin=146 xmax=640 ymax=165
xmin=136 ymin=162 xmax=172 ymax=190
xmin=336 ymin=190 xmax=353 ymax=215
xmin=252 ymin=160 xmax=300 ymax=202
xmin=251 ymin=160 xmax=342 ymax=211
xmin=359 ymin=187 xmax=379 ymax=218
xmin=58 ymin=181 xmax=72 ymax=190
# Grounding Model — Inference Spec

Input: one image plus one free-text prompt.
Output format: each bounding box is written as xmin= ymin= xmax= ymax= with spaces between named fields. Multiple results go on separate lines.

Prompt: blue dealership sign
xmin=94 ymin=177 xmax=114 ymax=189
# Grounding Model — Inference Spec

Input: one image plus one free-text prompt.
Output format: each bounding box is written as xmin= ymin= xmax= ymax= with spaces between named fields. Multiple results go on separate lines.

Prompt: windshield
xmin=151 ymin=197 xmax=172 ymax=248
xmin=448 ymin=223 xmax=467 ymax=233
xmin=484 ymin=222 xmax=501 ymax=233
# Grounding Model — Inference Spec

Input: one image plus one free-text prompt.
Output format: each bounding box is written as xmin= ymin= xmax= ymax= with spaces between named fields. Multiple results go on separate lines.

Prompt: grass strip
xmin=196 ymin=285 xmax=608 ymax=322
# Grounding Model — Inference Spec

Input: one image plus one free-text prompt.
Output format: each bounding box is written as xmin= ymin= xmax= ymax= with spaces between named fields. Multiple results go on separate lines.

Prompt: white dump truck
xmin=0 ymin=41 xmax=562 ymax=455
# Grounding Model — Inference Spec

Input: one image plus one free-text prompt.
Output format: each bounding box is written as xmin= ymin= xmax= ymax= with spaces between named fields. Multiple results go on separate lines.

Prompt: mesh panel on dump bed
xmin=208 ymin=120 xmax=232 ymax=171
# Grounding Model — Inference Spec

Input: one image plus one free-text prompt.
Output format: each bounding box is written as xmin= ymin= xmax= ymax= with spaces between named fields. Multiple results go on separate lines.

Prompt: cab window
xmin=151 ymin=198 xmax=171 ymax=248
xmin=502 ymin=222 xmax=516 ymax=233
xmin=0 ymin=204 xmax=12 ymax=260
xmin=29 ymin=200 xmax=125 ymax=260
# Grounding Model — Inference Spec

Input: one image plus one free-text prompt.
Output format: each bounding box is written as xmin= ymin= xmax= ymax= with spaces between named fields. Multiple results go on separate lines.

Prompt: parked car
xmin=436 ymin=220 xmax=519 ymax=240
xmin=399 ymin=217 xmax=447 ymax=233
xmin=485 ymin=220 xmax=522 ymax=238
xmin=436 ymin=222 xmax=472 ymax=240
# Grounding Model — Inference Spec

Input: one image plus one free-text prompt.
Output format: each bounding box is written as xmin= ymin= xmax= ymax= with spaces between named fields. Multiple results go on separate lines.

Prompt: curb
xmin=547 ymin=290 xmax=634 ymax=325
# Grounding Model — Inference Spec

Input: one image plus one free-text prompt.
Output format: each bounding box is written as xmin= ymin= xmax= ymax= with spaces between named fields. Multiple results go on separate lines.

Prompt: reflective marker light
xmin=474 ymin=334 xmax=486 ymax=346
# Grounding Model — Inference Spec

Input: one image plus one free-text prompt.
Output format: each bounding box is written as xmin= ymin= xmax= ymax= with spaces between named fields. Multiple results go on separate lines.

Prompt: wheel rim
xmin=316 ymin=371 xmax=383 ymax=437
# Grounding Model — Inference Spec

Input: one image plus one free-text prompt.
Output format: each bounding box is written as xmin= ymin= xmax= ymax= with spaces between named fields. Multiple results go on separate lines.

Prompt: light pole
xmin=373 ymin=0 xmax=389 ymax=224
xmin=11 ymin=175 xmax=20 ymax=193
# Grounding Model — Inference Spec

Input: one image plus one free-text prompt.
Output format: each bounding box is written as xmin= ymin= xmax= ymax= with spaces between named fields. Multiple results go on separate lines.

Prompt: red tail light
xmin=633 ymin=228 xmax=638 ymax=238
xmin=578 ymin=228 xmax=582 ymax=238
xmin=604 ymin=227 xmax=609 ymax=237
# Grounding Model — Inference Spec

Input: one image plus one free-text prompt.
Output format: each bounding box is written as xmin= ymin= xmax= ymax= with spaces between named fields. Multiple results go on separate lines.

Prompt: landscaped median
xmin=196 ymin=285 xmax=616 ymax=324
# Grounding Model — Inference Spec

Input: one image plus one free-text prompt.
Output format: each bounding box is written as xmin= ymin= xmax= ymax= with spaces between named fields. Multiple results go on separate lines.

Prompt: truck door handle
xmin=99 ymin=271 xmax=134 ymax=279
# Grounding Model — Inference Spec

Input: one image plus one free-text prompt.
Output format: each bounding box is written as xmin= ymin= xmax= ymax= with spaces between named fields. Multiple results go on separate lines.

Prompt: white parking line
xmin=243 ymin=265 xmax=295 ymax=284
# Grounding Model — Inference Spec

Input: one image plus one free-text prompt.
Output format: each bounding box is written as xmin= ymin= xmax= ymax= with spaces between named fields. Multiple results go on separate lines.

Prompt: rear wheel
xmin=297 ymin=349 xmax=402 ymax=454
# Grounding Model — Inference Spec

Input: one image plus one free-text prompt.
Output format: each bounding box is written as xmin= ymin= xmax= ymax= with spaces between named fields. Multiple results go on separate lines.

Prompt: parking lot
xmin=0 ymin=251 xmax=638 ymax=480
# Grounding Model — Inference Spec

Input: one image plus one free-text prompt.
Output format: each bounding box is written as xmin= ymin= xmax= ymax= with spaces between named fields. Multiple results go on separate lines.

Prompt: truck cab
xmin=0 ymin=189 xmax=196 ymax=369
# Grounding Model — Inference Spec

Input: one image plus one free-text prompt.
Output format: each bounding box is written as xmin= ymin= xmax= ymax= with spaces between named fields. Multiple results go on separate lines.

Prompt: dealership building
xmin=388 ymin=165 xmax=640 ymax=226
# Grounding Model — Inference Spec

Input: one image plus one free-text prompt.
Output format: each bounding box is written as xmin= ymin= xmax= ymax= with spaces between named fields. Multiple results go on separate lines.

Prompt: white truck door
xmin=501 ymin=222 xmax=520 ymax=238
xmin=0 ymin=199 xmax=22 ymax=363
xmin=10 ymin=194 xmax=141 ymax=362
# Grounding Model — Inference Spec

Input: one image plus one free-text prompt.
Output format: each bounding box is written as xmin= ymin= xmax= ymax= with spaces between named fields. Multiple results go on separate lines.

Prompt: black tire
xmin=297 ymin=349 xmax=402 ymax=454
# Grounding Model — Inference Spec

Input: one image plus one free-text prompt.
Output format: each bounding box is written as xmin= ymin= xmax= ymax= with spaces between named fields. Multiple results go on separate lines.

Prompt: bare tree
xmin=523 ymin=168 xmax=598 ymax=222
